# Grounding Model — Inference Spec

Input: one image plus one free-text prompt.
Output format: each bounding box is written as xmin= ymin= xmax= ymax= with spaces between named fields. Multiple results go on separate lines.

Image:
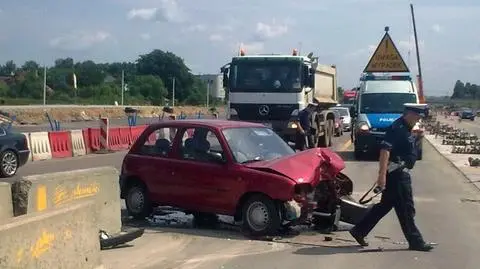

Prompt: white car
xmin=332 ymin=107 xmax=352 ymax=131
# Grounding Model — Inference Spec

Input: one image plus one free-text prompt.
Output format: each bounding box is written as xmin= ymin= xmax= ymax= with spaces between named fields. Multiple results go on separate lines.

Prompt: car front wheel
xmin=0 ymin=150 xmax=18 ymax=178
xmin=125 ymin=183 xmax=152 ymax=220
xmin=242 ymin=194 xmax=281 ymax=236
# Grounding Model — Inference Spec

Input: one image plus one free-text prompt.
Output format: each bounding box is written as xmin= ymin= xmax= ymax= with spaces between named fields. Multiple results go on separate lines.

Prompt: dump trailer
xmin=220 ymin=49 xmax=338 ymax=147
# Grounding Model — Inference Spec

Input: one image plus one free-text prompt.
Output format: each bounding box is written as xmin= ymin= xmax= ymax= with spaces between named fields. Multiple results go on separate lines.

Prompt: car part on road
xmin=99 ymin=227 xmax=145 ymax=250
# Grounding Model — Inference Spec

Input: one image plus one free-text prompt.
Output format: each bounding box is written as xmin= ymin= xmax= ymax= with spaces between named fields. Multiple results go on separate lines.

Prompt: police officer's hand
xmin=376 ymin=173 xmax=386 ymax=190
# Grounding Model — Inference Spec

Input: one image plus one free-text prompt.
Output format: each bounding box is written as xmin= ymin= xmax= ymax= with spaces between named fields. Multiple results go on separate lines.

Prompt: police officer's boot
xmin=409 ymin=243 xmax=434 ymax=252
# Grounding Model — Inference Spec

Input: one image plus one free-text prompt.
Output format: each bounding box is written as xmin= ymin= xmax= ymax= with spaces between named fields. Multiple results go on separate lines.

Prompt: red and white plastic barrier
xmin=22 ymin=118 xmax=150 ymax=162
xmin=100 ymin=117 xmax=109 ymax=151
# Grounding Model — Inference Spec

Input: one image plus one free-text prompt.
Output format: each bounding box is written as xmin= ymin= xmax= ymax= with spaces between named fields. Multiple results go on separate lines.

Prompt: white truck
xmin=220 ymin=49 xmax=339 ymax=147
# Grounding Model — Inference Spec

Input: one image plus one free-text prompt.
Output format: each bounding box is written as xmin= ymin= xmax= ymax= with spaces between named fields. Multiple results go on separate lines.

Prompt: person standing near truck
xmin=295 ymin=103 xmax=317 ymax=150
xmin=349 ymin=103 xmax=434 ymax=252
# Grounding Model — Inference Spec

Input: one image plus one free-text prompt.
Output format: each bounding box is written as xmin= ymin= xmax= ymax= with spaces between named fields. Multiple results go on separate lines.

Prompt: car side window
xmin=180 ymin=127 xmax=226 ymax=163
xmin=139 ymin=127 xmax=178 ymax=157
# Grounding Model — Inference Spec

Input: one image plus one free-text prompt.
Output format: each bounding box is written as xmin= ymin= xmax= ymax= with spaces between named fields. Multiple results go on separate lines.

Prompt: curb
xmin=424 ymin=135 xmax=480 ymax=192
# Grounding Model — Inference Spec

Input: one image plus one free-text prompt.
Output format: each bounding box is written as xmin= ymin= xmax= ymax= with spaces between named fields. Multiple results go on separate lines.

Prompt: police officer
xmin=295 ymin=102 xmax=317 ymax=150
xmin=349 ymin=103 xmax=434 ymax=252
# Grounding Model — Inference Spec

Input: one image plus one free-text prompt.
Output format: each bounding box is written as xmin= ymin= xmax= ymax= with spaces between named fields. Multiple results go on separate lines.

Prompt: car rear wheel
xmin=242 ymin=194 xmax=281 ymax=236
xmin=125 ymin=183 xmax=152 ymax=220
xmin=0 ymin=150 xmax=18 ymax=178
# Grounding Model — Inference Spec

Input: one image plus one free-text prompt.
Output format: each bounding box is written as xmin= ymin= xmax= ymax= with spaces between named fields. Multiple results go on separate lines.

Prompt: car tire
xmin=0 ymin=150 xmax=18 ymax=178
xmin=125 ymin=183 xmax=152 ymax=220
xmin=242 ymin=194 xmax=281 ymax=236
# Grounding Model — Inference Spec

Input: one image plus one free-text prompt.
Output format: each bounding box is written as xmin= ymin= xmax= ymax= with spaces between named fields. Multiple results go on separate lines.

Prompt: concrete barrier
xmin=0 ymin=182 xmax=13 ymax=221
xmin=11 ymin=166 xmax=121 ymax=235
xmin=0 ymin=200 xmax=103 ymax=269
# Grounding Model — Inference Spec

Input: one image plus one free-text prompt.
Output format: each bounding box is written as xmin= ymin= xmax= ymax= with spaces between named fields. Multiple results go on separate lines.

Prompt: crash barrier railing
xmin=423 ymin=114 xmax=480 ymax=166
xmin=19 ymin=110 xmax=219 ymax=161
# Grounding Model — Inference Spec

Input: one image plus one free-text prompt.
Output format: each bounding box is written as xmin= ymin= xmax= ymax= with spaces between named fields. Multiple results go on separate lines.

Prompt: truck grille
xmin=230 ymin=103 xmax=299 ymax=121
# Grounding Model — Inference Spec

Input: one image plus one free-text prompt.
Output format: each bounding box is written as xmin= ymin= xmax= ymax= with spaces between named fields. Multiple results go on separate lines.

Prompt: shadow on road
xmin=293 ymin=246 xmax=408 ymax=255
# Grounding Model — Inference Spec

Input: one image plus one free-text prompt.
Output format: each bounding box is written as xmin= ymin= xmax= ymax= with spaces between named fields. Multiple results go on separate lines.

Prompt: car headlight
xmin=288 ymin=122 xmax=298 ymax=129
xmin=357 ymin=121 xmax=369 ymax=131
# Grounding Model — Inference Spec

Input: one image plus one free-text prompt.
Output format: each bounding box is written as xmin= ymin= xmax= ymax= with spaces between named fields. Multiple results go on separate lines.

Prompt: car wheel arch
xmin=234 ymin=191 xmax=282 ymax=222
xmin=122 ymin=176 xmax=148 ymax=198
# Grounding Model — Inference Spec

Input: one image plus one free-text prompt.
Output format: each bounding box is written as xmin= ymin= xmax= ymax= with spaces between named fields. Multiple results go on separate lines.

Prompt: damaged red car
xmin=120 ymin=120 xmax=354 ymax=236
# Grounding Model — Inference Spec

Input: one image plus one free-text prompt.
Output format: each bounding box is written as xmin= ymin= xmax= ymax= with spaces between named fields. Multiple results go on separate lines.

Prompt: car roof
xmin=148 ymin=119 xmax=266 ymax=129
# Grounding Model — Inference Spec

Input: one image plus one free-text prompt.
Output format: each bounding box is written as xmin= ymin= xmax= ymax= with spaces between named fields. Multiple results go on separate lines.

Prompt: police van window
xmin=365 ymin=80 xmax=413 ymax=92
xmin=360 ymin=93 xmax=417 ymax=114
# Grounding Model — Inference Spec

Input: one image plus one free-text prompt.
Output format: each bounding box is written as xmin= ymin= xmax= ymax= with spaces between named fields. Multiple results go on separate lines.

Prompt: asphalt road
xmin=6 ymin=133 xmax=480 ymax=269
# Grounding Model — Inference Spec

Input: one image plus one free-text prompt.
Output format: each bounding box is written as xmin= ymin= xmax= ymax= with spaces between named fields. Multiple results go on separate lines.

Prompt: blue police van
xmin=351 ymin=74 xmax=424 ymax=160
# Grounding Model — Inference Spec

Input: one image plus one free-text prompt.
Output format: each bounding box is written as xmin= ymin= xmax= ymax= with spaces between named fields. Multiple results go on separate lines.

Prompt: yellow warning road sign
xmin=363 ymin=32 xmax=409 ymax=73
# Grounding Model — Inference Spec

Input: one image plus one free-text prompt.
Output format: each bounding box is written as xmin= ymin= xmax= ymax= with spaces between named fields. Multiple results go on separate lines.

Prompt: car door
xmin=168 ymin=127 xmax=244 ymax=215
xmin=128 ymin=125 xmax=178 ymax=204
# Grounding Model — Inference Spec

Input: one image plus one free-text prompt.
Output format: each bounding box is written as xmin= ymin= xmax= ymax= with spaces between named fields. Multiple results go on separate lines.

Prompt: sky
xmin=0 ymin=0 xmax=479 ymax=96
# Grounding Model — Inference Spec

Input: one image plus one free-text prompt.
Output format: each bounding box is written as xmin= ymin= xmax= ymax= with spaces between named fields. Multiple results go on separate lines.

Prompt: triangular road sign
xmin=363 ymin=32 xmax=409 ymax=73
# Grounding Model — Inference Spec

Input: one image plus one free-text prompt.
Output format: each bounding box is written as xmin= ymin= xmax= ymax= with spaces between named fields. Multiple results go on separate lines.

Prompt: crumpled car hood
xmin=244 ymin=148 xmax=345 ymax=185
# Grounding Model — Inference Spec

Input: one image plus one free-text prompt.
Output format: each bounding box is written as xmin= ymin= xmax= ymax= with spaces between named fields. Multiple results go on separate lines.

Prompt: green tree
xmin=129 ymin=75 xmax=167 ymax=105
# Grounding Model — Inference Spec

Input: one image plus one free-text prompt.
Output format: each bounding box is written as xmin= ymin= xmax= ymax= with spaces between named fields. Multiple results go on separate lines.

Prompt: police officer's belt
xmin=387 ymin=161 xmax=410 ymax=173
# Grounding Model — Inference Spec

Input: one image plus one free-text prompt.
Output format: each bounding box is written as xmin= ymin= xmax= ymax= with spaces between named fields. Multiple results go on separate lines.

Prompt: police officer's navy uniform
xmin=295 ymin=103 xmax=316 ymax=150
xmin=349 ymin=103 xmax=434 ymax=252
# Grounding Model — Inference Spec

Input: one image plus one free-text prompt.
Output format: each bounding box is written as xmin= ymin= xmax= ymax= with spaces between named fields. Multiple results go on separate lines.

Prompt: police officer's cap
xmin=404 ymin=103 xmax=429 ymax=117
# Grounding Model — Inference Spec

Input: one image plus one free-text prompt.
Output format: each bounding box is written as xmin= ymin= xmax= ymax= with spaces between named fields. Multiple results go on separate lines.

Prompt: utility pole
xmin=121 ymin=70 xmax=125 ymax=106
xmin=206 ymin=80 xmax=211 ymax=108
xmin=172 ymin=77 xmax=175 ymax=108
xmin=410 ymin=3 xmax=425 ymax=103
xmin=43 ymin=65 xmax=47 ymax=106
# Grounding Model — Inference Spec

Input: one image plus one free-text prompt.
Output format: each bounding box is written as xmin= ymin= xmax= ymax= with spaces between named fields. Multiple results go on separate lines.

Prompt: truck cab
xmin=352 ymin=74 xmax=424 ymax=159
xmin=220 ymin=49 xmax=338 ymax=147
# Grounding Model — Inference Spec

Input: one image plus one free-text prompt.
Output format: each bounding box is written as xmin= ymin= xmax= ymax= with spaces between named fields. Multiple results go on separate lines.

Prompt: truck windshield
xmin=360 ymin=93 xmax=417 ymax=114
xmin=229 ymin=61 xmax=302 ymax=92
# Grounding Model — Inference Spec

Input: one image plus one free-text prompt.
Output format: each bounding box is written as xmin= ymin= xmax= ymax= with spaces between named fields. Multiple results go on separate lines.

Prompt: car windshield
xmin=333 ymin=108 xmax=349 ymax=116
xmin=222 ymin=127 xmax=295 ymax=163
xmin=229 ymin=60 xmax=302 ymax=92
xmin=360 ymin=93 xmax=417 ymax=114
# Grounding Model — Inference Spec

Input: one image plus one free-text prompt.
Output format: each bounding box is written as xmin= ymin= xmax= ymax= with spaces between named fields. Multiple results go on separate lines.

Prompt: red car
xmin=120 ymin=120 xmax=353 ymax=236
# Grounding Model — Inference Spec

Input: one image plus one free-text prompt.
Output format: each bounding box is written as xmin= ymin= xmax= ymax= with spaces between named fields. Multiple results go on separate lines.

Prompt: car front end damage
xmin=278 ymin=150 xmax=369 ymax=232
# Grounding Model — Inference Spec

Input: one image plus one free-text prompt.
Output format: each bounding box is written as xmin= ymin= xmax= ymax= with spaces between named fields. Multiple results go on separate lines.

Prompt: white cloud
xmin=127 ymin=8 xmax=157 ymax=20
xmin=140 ymin=33 xmax=151 ymax=40
xmin=183 ymin=24 xmax=207 ymax=32
xmin=126 ymin=0 xmax=184 ymax=23
xmin=217 ymin=25 xmax=234 ymax=32
xmin=209 ymin=34 xmax=223 ymax=42
xmin=254 ymin=20 xmax=288 ymax=41
xmin=398 ymin=36 xmax=425 ymax=51
xmin=241 ymin=42 xmax=264 ymax=54
xmin=49 ymin=31 xmax=111 ymax=51
xmin=345 ymin=44 xmax=376 ymax=58
xmin=466 ymin=54 xmax=480 ymax=63
xmin=432 ymin=24 xmax=442 ymax=33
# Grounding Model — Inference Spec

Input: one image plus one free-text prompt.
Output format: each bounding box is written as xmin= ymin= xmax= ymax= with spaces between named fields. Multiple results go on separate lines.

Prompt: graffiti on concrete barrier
xmin=14 ymin=228 xmax=72 ymax=265
xmin=54 ymin=182 xmax=100 ymax=206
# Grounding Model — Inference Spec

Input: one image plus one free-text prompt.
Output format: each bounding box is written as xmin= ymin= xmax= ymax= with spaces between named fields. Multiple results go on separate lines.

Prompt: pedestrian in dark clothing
xmin=295 ymin=103 xmax=317 ymax=150
xmin=349 ymin=103 xmax=434 ymax=252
